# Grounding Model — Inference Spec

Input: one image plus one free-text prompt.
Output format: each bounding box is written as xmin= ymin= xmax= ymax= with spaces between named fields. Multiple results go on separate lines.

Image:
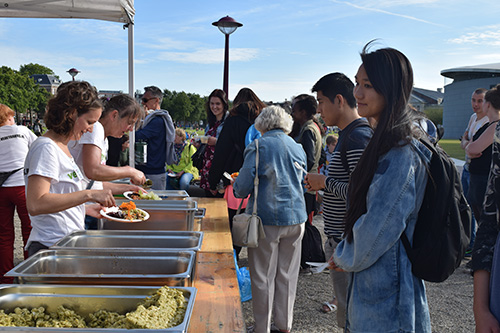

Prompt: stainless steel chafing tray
xmin=5 ymin=249 xmax=194 ymax=286
xmin=0 ymin=284 xmax=196 ymax=332
xmin=99 ymin=199 xmax=200 ymax=231
xmin=51 ymin=230 xmax=203 ymax=252
xmin=119 ymin=190 xmax=190 ymax=201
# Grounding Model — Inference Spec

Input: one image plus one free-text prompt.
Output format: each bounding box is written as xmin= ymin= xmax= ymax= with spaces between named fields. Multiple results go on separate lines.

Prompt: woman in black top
xmin=209 ymin=101 xmax=262 ymax=259
xmin=466 ymin=94 xmax=500 ymax=223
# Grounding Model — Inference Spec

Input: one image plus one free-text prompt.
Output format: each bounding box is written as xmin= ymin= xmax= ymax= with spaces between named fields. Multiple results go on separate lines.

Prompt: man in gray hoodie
xmin=136 ymin=85 xmax=176 ymax=190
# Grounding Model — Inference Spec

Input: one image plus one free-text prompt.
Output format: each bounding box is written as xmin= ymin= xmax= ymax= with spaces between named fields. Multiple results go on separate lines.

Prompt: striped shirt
xmin=323 ymin=118 xmax=372 ymax=238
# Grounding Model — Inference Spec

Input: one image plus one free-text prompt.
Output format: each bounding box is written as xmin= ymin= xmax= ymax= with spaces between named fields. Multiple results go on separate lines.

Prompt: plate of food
xmin=100 ymin=201 xmax=150 ymax=223
xmin=167 ymin=172 xmax=177 ymax=177
xmin=123 ymin=191 xmax=161 ymax=201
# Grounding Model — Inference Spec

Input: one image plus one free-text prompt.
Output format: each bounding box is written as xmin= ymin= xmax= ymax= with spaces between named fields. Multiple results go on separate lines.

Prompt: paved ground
xmin=12 ymin=213 xmax=475 ymax=332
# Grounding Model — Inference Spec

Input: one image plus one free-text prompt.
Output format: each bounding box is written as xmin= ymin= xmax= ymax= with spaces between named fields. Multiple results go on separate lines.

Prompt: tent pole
xmin=128 ymin=22 xmax=136 ymax=168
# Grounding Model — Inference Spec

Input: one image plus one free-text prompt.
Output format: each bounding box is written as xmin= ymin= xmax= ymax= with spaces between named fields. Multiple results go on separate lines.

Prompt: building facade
xmin=441 ymin=63 xmax=500 ymax=139
xmin=30 ymin=74 xmax=62 ymax=95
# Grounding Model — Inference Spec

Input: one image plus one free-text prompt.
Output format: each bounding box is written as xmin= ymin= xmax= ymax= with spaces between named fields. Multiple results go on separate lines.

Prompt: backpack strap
xmin=400 ymin=136 xmax=435 ymax=258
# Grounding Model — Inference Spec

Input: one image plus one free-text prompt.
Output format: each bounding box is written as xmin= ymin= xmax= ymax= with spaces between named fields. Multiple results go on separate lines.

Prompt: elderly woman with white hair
xmin=233 ymin=105 xmax=308 ymax=333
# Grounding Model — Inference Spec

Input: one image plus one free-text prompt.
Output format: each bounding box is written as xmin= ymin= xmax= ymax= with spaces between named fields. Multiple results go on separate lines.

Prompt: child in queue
xmin=166 ymin=127 xmax=198 ymax=190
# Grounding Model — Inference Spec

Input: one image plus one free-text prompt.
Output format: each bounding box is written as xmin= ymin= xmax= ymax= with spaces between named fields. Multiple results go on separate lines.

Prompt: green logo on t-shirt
xmin=67 ymin=171 xmax=78 ymax=180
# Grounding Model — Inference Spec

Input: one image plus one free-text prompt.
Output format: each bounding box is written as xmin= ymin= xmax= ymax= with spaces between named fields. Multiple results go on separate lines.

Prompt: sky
xmin=1 ymin=0 xmax=500 ymax=102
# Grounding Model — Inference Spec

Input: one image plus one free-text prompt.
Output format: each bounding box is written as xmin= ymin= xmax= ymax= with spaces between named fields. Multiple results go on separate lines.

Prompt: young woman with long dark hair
xmin=330 ymin=42 xmax=432 ymax=332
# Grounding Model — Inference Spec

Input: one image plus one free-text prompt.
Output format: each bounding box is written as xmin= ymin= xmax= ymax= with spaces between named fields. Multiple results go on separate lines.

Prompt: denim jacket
xmin=233 ymin=129 xmax=308 ymax=226
xmin=334 ymin=138 xmax=432 ymax=333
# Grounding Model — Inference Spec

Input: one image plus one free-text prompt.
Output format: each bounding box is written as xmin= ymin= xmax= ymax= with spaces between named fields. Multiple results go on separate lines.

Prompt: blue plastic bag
xmin=234 ymin=250 xmax=252 ymax=302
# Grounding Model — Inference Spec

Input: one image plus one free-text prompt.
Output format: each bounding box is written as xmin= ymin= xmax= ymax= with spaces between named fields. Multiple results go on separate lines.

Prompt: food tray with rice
xmin=0 ymin=284 xmax=196 ymax=332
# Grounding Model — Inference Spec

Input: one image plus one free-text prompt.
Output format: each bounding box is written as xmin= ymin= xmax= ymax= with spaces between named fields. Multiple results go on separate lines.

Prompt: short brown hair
xmin=102 ymin=94 xmax=142 ymax=122
xmin=44 ymin=81 xmax=102 ymax=136
xmin=0 ymin=104 xmax=15 ymax=125
xmin=326 ymin=135 xmax=338 ymax=145
xmin=485 ymin=84 xmax=500 ymax=110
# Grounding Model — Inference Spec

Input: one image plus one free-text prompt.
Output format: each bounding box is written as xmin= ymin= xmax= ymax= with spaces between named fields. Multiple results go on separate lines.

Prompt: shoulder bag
xmin=232 ymin=139 xmax=266 ymax=248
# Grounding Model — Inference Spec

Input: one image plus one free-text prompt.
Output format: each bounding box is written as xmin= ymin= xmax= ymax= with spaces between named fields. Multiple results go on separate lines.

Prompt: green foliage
xmin=162 ymin=89 xmax=207 ymax=124
xmin=19 ymin=63 xmax=56 ymax=77
xmin=424 ymin=107 xmax=443 ymax=125
xmin=0 ymin=66 xmax=49 ymax=117
xmin=438 ymin=139 xmax=464 ymax=160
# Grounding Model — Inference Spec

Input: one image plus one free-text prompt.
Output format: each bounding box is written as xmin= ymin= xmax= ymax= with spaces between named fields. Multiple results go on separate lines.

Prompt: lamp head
xmin=212 ymin=16 xmax=242 ymax=35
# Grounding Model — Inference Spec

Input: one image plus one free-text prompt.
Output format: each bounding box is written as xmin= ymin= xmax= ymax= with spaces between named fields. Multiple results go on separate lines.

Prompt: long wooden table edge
xmin=189 ymin=197 xmax=246 ymax=332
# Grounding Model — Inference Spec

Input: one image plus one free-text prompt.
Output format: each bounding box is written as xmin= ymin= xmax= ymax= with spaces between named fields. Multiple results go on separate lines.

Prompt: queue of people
xmin=4 ymin=41 xmax=500 ymax=333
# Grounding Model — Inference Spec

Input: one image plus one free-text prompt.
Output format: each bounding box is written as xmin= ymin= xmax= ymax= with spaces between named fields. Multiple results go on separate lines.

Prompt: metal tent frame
xmin=0 ymin=0 xmax=137 ymax=166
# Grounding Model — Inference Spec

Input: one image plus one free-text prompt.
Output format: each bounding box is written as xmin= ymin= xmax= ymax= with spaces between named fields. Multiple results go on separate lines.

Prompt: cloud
xmin=0 ymin=43 xmax=125 ymax=79
xmin=58 ymin=20 xmax=127 ymax=45
xmin=145 ymin=37 xmax=198 ymax=51
xmin=448 ymin=27 xmax=500 ymax=46
xmin=475 ymin=53 xmax=500 ymax=62
xmin=365 ymin=0 xmax=439 ymax=6
xmin=329 ymin=0 xmax=444 ymax=27
xmin=232 ymin=79 xmax=314 ymax=102
xmin=157 ymin=48 xmax=259 ymax=64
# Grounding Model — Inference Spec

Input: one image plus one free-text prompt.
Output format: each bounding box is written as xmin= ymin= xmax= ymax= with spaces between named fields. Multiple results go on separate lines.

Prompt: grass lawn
xmin=439 ymin=139 xmax=465 ymax=160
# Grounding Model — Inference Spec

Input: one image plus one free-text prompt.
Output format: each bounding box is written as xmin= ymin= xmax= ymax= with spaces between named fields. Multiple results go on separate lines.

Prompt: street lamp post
xmin=67 ymin=68 xmax=80 ymax=81
xmin=212 ymin=16 xmax=242 ymax=98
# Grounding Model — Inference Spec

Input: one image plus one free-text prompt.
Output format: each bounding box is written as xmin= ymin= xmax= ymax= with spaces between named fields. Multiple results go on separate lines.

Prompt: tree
xmin=161 ymin=89 xmax=207 ymax=125
xmin=0 ymin=66 xmax=49 ymax=121
xmin=425 ymin=107 xmax=443 ymax=126
xmin=167 ymin=91 xmax=194 ymax=122
xmin=19 ymin=63 xmax=56 ymax=77
xmin=188 ymin=93 xmax=207 ymax=124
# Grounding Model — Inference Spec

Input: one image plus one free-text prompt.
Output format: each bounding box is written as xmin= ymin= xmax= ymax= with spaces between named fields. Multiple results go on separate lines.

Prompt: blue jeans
xmin=166 ymin=173 xmax=193 ymax=190
xmin=462 ymin=166 xmax=476 ymax=249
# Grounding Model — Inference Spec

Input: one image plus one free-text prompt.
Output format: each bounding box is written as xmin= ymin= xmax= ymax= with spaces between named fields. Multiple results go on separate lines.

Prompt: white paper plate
xmin=167 ymin=172 xmax=176 ymax=177
xmin=123 ymin=191 xmax=140 ymax=200
xmin=100 ymin=206 xmax=150 ymax=223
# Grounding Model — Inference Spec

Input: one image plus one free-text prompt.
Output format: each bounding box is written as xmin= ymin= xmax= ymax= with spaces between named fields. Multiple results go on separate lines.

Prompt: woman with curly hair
xmin=24 ymin=81 xmax=115 ymax=256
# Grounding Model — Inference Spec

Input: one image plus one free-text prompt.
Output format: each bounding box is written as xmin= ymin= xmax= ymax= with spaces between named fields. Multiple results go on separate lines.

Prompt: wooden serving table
xmin=188 ymin=197 xmax=246 ymax=332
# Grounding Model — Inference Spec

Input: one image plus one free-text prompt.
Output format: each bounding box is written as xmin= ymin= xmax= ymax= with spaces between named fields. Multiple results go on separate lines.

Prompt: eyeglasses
xmin=141 ymin=97 xmax=156 ymax=104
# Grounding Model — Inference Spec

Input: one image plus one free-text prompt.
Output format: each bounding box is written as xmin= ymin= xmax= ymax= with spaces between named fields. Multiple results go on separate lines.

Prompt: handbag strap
xmin=252 ymin=139 xmax=259 ymax=215
xmin=236 ymin=139 xmax=259 ymax=214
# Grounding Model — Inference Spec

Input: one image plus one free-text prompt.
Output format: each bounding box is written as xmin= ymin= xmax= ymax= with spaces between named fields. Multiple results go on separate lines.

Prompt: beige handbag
xmin=232 ymin=139 xmax=266 ymax=248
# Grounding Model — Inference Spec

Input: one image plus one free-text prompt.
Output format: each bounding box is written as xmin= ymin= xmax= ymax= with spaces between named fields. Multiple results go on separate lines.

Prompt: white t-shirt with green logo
xmin=24 ymin=136 xmax=85 ymax=248
xmin=69 ymin=121 xmax=108 ymax=190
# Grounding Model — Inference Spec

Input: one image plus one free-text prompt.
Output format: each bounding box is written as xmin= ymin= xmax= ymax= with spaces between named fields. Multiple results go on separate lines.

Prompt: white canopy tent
xmin=0 ymin=0 xmax=138 ymax=166
xmin=0 ymin=0 xmax=135 ymax=95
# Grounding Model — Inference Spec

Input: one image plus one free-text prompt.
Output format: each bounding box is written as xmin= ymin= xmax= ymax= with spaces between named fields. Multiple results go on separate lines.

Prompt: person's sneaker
xmin=299 ymin=267 xmax=312 ymax=276
xmin=464 ymin=249 xmax=472 ymax=258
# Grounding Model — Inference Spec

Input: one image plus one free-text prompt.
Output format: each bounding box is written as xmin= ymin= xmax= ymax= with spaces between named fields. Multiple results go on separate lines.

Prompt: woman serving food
xmin=24 ymin=81 xmax=115 ymax=256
